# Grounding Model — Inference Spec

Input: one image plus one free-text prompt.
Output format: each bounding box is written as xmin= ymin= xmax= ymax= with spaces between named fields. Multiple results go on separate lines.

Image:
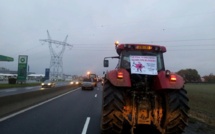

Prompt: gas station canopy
xmin=0 ymin=55 xmax=14 ymax=61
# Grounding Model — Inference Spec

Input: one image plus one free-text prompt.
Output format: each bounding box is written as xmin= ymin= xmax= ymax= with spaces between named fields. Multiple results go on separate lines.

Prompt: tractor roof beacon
xmin=101 ymin=42 xmax=189 ymax=134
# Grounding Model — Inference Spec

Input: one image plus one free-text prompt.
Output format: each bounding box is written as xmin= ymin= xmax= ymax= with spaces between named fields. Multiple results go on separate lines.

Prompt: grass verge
xmin=185 ymin=83 xmax=215 ymax=126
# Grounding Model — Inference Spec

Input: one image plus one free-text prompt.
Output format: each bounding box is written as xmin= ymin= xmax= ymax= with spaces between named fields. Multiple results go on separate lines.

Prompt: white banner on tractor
xmin=130 ymin=55 xmax=157 ymax=75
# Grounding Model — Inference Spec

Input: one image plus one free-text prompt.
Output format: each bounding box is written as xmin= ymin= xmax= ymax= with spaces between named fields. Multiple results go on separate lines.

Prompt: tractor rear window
xmin=120 ymin=51 xmax=165 ymax=71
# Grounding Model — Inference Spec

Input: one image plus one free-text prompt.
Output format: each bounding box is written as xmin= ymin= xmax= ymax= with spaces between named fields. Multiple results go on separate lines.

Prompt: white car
xmin=41 ymin=80 xmax=55 ymax=88
xmin=81 ymin=78 xmax=94 ymax=90
xmin=70 ymin=80 xmax=80 ymax=85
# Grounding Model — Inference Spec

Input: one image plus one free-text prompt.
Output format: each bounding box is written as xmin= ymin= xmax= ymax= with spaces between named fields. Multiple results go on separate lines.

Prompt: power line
xmin=9 ymin=39 xmax=214 ymax=58
xmin=73 ymin=44 xmax=215 ymax=48
xmin=71 ymin=48 xmax=215 ymax=51
xmin=79 ymin=38 xmax=215 ymax=45
xmin=168 ymin=49 xmax=215 ymax=51
xmin=166 ymin=44 xmax=215 ymax=47
xmin=138 ymin=38 xmax=215 ymax=44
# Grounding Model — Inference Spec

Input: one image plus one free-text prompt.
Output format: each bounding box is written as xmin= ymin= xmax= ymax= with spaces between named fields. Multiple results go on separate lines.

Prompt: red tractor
xmin=101 ymin=42 xmax=189 ymax=134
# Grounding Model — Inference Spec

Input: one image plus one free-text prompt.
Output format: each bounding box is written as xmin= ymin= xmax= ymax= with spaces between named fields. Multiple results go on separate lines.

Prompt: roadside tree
xmin=203 ymin=73 xmax=215 ymax=82
xmin=177 ymin=68 xmax=201 ymax=82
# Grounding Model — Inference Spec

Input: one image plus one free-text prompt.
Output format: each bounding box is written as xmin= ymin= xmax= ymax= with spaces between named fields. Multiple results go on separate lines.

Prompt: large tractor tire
xmin=164 ymin=88 xmax=190 ymax=134
xmin=101 ymin=81 xmax=125 ymax=134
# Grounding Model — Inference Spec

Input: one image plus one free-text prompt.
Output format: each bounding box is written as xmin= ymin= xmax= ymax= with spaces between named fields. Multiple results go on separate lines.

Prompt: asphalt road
xmin=0 ymin=83 xmax=214 ymax=134
xmin=0 ymin=84 xmax=102 ymax=134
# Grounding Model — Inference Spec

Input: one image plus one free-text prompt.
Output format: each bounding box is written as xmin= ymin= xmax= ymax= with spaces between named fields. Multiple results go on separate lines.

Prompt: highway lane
xmin=0 ymin=84 xmax=102 ymax=134
xmin=0 ymin=82 xmax=213 ymax=134
xmin=0 ymin=81 xmax=70 ymax=97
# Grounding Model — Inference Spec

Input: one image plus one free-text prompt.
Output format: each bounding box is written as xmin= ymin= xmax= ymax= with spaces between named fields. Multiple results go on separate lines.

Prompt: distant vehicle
xmin=41 ymin=80 xmax=55 ymax=88
xmin=89 ymin=73 xmax=97 ymax=87
xmin=101 ymin=79 xmax=104 ymax=85
xmin=70 ymin=80 xmax=81 ymax=85
xmin=81 ymin=78 xmax=94 ymax=90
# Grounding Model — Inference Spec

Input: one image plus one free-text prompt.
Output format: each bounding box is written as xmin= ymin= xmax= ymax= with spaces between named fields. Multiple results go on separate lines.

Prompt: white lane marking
xmin=25 ymin=87 xmax=35 ymax=90
xmin=0 ymin=87 xmax=80 ymax=122
xmin=95 ymin=94 xmax=97 ymax=97
xmin=82 ymin=117 xmax=91 ymax=134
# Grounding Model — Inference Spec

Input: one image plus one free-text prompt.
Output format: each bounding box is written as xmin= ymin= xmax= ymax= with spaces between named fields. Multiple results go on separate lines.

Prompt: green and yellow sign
xmin=17 ymin=55 xmax=28 ymax=82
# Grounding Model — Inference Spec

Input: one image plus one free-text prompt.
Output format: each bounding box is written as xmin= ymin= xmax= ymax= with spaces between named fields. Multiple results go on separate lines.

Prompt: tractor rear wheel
xmin=101 ymin=81 xmax=125 ymax=134
xmin=164 ymin=88 xmax=190 ymax=134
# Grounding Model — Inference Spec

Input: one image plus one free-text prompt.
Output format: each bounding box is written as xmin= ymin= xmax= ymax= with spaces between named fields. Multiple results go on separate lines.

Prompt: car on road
xmin=41 ymin=80 xmax=56 ymax=88
xmin=81 ymin=78 xmax=94 ymax=90
xmin=70 ymin=80 xmax=81 ymax=85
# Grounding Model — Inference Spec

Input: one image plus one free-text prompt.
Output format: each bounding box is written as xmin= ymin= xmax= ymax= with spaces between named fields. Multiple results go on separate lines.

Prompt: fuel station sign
xmin=17 ymin=55 xmax=28 ymax=82
xmin=19 ymin=56 xmax=27 ymax=64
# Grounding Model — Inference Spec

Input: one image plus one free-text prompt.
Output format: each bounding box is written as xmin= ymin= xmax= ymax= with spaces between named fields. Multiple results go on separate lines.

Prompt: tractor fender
xmin=153 ymin=71 xmax=184 ymax=90
xmin=106 ymin=68 xmax=131 ymax=87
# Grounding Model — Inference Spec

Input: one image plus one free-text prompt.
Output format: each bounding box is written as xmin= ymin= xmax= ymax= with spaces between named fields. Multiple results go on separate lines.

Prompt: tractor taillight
xmin=170 ymin=75 xmax=177 ymax=81
xmin=117 ymin=72 xmax=123 ymax=79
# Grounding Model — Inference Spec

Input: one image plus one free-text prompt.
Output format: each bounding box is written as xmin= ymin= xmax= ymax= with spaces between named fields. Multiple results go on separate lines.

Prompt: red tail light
xmin=170 ymin=75 xmax=177 ymax=81
xmin=117 ymin=72 xmax=123 ymax=79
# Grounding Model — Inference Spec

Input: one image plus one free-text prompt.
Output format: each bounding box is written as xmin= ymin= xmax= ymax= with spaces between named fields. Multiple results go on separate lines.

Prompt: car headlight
xmin=75 ymin=82 xmax=79 ymax=84
xmin=48 ymin=83 xmax=51 ymax=85
xmin=70 ymin=82 xmax=74 ymax=84
xmin=41 ymin=83 xmax=44 ymax=85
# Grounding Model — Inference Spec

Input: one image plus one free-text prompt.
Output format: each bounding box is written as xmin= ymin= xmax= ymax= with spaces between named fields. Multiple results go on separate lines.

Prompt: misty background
xmin=0 ymin=0 xmax=215 ymax=76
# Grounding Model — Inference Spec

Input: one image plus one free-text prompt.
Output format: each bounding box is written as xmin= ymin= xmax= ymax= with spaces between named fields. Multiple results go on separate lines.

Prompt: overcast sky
xmin=0 ymin=0 xmax=215 ymax=76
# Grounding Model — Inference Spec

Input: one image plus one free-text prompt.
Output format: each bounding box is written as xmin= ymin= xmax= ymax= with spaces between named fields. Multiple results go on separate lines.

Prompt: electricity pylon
xmin=40 ymin=30 xmax=72 ymax=80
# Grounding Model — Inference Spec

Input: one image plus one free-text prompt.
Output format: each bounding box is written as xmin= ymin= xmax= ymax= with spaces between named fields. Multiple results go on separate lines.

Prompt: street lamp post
xmin=87 ymin=71 xmax=90 ymax=78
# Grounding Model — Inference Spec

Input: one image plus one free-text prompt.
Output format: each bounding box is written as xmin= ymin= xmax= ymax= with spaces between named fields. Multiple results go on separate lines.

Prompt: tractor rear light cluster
xmin=135 ymin=45 xmax=152 ymax=50
xmin=166 ymin=70 xmax=177 ymax=81
xmin=117 ymin=72 xmax=123 ymax=79
xmin=170 ymin=75 xmax=177 ymax=81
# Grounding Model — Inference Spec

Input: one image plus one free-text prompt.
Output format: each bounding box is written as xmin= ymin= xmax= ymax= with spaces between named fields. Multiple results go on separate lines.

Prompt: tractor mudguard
xmin=106 ymin=68 xmax=131 ymax=87
xmin=153 ymin=71 xmax=184 ymax=90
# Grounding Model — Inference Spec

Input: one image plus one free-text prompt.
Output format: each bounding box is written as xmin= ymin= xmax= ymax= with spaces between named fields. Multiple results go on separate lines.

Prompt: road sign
xmin=17 ymin=55 xmax=28 ymax=82
xmin=45 ymin=68 xmax=50 ymax=80
xmin=19 ymin=56 xmax=27 ymax=64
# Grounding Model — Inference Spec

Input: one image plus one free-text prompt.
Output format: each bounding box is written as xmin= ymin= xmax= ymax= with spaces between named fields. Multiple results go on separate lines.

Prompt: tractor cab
xmin=104 ymin=43 xmax=167 ymax=88
xmin=104 ymin=42 xmax=166 ymax=71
